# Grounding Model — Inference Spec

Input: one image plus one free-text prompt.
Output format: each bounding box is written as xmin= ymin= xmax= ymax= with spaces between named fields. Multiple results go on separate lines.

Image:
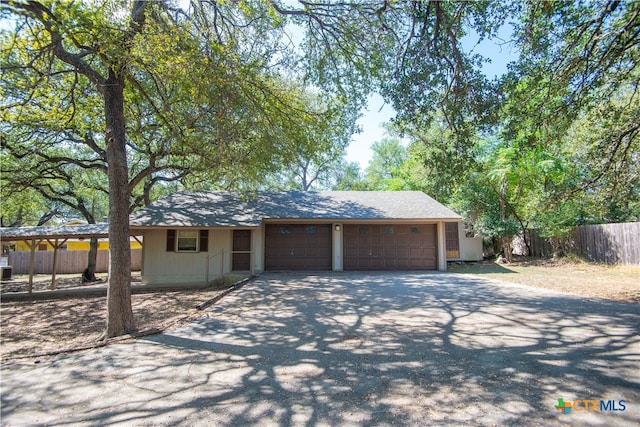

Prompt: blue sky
xmin=346 ymin=24 xmax=517 ymax=170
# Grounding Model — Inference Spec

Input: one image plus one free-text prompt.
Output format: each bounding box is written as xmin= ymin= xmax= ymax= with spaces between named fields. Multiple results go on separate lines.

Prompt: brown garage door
xmin=343 ymin=224 xmax=437 ymax=270
xmin=265 ymin=224 xmax=332 ymax=270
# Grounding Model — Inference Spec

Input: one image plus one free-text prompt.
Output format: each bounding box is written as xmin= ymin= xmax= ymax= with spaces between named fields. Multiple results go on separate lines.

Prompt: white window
xmin=176 ymin=230 xmax=198 ymax=252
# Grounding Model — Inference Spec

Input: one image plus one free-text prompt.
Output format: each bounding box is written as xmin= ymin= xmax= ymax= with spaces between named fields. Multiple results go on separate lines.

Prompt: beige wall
xmin=253 ymin=227 xmax=264 ymax=273
xmin=141 ymin=220 xmax=459 ymax=284
xmin=437 ymin=221 xmax=447 ymax=271
xmin=452 ymin=221 xmax=484 ymax=262
xmin=461 ymin=236 xmax=484 ymax=261
xmin=141 ymin=228 xmax=232 ymax=285
xmin=332 ymin=223 xmax=343 ymax=271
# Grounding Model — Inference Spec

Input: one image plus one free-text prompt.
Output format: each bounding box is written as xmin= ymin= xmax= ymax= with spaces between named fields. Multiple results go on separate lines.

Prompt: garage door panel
xmin=371 ymin=258 xmax=384 ymax=269
xmin=308 ymin=246 xmax=331 ymax=258
xmin=282 ymin=246 xmax=294 ymax=256
xmin=423 ymin=244 xmax=436 ymax=252
xmin=359 ymin=259 xmax=371 ymax=269
xmin=316 ymin=239 xmax=330 ymax=248
xmin=344 ymin=223 xmax=437 ymax=270
xmin=344 ymin=247 xmax=358 ymax=257
xmin=397 ymin=248 xmax=409 ymax=258
xmin=265 ymin=224 xmax=331 ymax=270
xmin=396 ymin=236 xmax=409 ymax=245
xmin=370 ymin=226 xmax=382 ymax=235
xmin=384 ymin=259 xmax=398 ymax=269
xmin=409 ymin=247 xmax=424 ymax=257
xmin=291 ymin=258 xmax=305 ymax=268
xmin=410 ymin=259 xmax=427 ymax=268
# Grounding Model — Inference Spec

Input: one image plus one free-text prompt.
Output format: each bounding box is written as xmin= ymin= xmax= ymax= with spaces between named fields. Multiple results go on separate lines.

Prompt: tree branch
xmin=5 ymin=1 xmax=108 ymax=91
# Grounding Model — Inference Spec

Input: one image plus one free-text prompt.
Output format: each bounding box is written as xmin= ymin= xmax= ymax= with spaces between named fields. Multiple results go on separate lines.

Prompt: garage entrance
xmin=343 ymin=224 xmax=437 ymax=270
xmin=265 ymin=224 xmax=332 ymax=270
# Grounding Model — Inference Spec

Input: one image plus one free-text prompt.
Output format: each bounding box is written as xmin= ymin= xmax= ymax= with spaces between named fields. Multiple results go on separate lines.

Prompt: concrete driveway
xmin=1 ymin=272 xmax=639 ymax=426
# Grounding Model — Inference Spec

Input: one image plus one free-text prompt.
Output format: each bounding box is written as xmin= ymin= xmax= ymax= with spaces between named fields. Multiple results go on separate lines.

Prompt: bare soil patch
xmin=1 ymin=262 xmax=637 ymax=360
xmin=1 ymin=274 xmax=244 ymax=360
xmin=449 ymin=258 xmax=640 ymax=303
xmin=1 ymin=272 xmax=116 ymax=293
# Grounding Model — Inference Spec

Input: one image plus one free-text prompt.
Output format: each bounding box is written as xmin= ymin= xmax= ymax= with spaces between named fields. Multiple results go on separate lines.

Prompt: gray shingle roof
xmin=0 ymin=223 xmax=110 ymax=241
xmin=129 ymin=191 xmax=461 ymax=228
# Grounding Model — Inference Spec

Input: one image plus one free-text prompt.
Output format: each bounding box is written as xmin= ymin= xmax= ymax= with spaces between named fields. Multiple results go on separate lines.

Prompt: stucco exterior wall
xmin=437 ymin=221 xmax=447 ymax=271
xmin=141 ymin=228 xmax=232 ymax=285
xmin=458 ymin=221 xmax=484 ymax=262
xmin=333 ymin=223 xmax=343 ymax=271
xmin=461 ymin=236 xmax=484 ymax=261
xmin=253 ymin=227 xmax=264 ymax=273
xmin=140 ymin=220 xmax=456 ymax=284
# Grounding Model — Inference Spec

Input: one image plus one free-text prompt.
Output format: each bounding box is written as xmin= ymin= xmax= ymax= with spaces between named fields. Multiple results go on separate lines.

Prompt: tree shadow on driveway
xmin=1 ymin=272 xmax=638 ymax=426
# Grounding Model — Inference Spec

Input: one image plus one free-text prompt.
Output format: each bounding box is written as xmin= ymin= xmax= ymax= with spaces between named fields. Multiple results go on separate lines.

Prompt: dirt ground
xmin=3 ymin=272 xmax=638 ymax=426
xmin=0 ymin=272 xmax=125 ymax=293
xmin=448 ymin=258 xmax=640 ymax=303
xmin=0 ymin=273 xmax=236 ymax=360
xmin=1 ymin=260 xmax=638 ymax=360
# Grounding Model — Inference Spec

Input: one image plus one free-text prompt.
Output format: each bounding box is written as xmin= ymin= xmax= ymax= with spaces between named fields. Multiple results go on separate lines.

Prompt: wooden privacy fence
xmin=520 ymin=222 xmax=639 ymax=265
xmin=7 ymin=249 xmax=142 ymax=274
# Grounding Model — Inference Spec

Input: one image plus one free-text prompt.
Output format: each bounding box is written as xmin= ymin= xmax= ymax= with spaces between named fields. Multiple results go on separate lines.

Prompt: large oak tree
xmin=2 ymin=0 xmax=154 ymax=336
xmin=1 ymin=0 xmax=364 ymax=337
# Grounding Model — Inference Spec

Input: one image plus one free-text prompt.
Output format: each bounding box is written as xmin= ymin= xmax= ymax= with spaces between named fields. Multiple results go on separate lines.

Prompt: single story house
xmin=130 ymin=191 xmax=482 ymax=285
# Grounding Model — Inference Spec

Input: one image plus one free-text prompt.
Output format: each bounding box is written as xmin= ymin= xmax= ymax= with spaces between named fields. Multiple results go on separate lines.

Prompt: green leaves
xmin=365 ymin=137 xmax=407 ymax=190
xmin=3 ymin=0 xmax=638 ymax=247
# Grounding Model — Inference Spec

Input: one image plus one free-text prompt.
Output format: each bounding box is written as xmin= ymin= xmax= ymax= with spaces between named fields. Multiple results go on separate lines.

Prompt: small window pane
xmin=384 ymin=226 xmax=395 ymax=235
xmin=177 ymin=230 xmax=198 ymax=252
xmin=410 ymin=227 xmax=420 ymax=234
xmin=280 ymin=226 xmax=291 ymax=235
xmin=307 ymin=226 xmax=317 ymax=234
xmin=359 ymin=226 xmax=369 ymax=235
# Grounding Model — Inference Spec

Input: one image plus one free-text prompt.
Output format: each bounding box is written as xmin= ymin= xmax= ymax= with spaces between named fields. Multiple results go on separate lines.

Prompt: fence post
xmin=51 ymin=239 xmax=58 ymax=290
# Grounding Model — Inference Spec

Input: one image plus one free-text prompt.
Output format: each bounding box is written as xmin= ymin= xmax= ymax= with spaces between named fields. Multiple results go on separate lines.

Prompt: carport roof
xmin=0 ymin=223 xmax=110 ymax=241
xmin=129 ymin=190 xmax=462 ymax=228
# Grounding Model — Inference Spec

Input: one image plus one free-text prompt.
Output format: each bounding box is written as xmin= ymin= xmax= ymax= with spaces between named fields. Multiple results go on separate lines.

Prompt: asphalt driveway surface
xmin=1 ymin=272 xmax=639 ymax=426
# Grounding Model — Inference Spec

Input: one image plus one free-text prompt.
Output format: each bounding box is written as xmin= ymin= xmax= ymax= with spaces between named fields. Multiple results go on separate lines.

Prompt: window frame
xmin=166 ymin=229 xmax=208 ymax=253
xmin=176 ymin=230 xmax=199 ymax=252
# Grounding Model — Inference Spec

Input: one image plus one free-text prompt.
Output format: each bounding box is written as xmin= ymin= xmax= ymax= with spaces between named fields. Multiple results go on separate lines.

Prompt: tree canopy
xmin=2 ymin=0 xmax=638 ymax=336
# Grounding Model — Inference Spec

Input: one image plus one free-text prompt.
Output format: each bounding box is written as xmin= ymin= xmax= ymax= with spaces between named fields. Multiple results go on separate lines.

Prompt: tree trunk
xmin=502 ymin=236 xmax=513 ymax=263
xmin=550 ymin=237 xmax=564 ymax=259
xmin=83 ymin=237 xmax=99 ymax=283
xmin=104 ymin=72 xmax=136 ymax=338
